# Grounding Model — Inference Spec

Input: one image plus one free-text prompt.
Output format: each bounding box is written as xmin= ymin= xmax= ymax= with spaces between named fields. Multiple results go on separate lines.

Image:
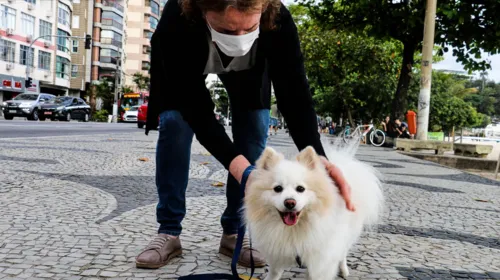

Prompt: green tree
xmin=132 ymin=72 xmax=151 ymax=91
xmin=209 ymin=80 xmax=230 ymax=117
xmin=121 ymin=85 xmax=134 ymax=94
xmin=408 ymin=71 xmax=481 ymax=132
xmin=94 ymin=81 xmax=114 ymax=112
xmin=290 ymin=5 xmax=400 ymax=125
xmin=302 ymin=0 xmax=500 ymax=119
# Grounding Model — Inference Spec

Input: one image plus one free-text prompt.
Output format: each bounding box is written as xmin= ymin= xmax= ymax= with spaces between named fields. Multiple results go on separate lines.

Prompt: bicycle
xmin=342 ymin=124 xmax=386 ymax=147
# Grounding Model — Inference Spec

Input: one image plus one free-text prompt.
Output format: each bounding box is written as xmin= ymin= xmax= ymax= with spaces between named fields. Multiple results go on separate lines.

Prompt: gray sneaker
xmin=136 ymin=234 xmax=182 ymax=269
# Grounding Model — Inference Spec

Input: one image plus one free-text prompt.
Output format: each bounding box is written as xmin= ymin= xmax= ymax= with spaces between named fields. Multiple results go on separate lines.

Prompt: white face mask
xmin=207 ymin=23 xmax=259 ymax=57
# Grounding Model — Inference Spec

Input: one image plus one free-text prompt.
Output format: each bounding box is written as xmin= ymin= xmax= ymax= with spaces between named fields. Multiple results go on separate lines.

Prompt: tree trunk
xmin=347 ymin=107 xmax=354 ymax=128
xmin=392 ymin=42 xmax=416 ymax=120
xmin=89 ymin=85 xmax=97 ymax=114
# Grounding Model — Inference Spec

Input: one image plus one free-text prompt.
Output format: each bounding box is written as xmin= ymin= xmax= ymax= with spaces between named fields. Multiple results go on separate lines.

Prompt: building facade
xmin=90 ymin=0 xmax=125 ymax=90
xmin=0 ymin=0 xmax=75 ymax=102
xmin=69 ymin=0 xmax=94 ymax=97
xmin=123 ymin=0 xmax=165 ymax=90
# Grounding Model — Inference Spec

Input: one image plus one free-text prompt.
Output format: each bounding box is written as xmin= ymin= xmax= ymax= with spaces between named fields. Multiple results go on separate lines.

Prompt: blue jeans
xmin=156 ymin=110 xmax=269 ymax=236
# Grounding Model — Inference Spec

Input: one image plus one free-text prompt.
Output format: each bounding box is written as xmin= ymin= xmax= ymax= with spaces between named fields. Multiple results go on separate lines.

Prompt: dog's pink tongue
xmin=283 ymin=212 xmax=298 ymax=226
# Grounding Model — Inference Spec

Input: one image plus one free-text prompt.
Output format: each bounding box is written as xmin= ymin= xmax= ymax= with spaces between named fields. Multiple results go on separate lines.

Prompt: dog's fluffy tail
xmin=322 ymin=139 xmax=384 ymax=228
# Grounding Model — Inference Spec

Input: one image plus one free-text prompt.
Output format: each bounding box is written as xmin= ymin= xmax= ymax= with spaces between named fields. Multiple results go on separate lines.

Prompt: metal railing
xmin=100 ymin=37 xmax=122 ymax=48
xmin=102 ymin=0 xmax=124 ymax=12
xmin=101 ymin=18 xmax=123 ymax=30
xmin=100 ymin=56 xmax=119 ymax=64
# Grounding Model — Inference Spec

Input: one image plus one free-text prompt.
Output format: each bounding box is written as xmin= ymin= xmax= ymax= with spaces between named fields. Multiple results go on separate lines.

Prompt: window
xmin=20 ymin=45 xmax=34 ymax=66
xmin=0 ymin=39 xmax=15 ymax=63
xmin=58 ymin=2 xmax=71 ymax=27
xmin=150 ymin=0 xmax=159 ymax=15
xmin=101 ymin=11 xmax=123 ymax=29
xmin=24 ymin=0 xmax=36 ymax=3
xmin=1 ymin=5 xmax=16 ymax=30
xmin=149 ymin=16 xmax=158 ymax=29
xmin=142 ymin=61 xmax=150 ymax=70
xmin=143 ymin=30 xmax=153 ymax=40
xmin=56 ymin=56 xmax=70 ymax=79
xmin=72 ymin=15 xmax=79 ymax=29
xmin=71 ymin=65 xmax=78 ymax=77
xmin=38 ymin=50 xmax=51 ymax=70
xmin=160 ymin=0 xmax=167 ymax=9
xmin=39 ymin=20 xmax=52 ymax=39
xmin=57 ymin=29 xmax=70 ymax=52
xmin=72 ymin=40 xmax=78 ymax=53
xmin=100 ymin=48 xmax=120 ymax=63
xmin=21 ymin=13 xmax=35 ymax=37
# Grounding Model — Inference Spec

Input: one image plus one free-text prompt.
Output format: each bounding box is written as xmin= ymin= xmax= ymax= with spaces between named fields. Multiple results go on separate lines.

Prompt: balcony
xmin=102 ymin=18 xmax=123 ymax=30
xmin=100 ymin=37 xmax=122 ymax=48
xmin=102 ymin=0 xmax=124 ymax=12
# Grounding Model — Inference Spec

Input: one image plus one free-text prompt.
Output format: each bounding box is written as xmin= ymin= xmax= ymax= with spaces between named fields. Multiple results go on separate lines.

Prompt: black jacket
xmin=146 ymin=0 xmax=325 ymax=169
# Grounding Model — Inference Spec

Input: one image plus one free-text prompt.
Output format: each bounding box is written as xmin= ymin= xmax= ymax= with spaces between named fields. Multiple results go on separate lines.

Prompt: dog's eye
xmin=296 ymin=186 xmax=305 ymax=193
xmin=273 ymin=186 xmax=283 ymax=193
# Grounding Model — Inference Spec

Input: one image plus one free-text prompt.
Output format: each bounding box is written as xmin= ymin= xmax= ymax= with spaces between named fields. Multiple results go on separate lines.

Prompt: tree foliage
xmin=301 ymin=0 xmax=500 ymax=119
xmin=208 ymin=80 xmax=229 ymax=117
xmin=132 ymin=72 xmax=151 ymax=91
xmin=407 ymin=71 xmax=482 ymax=132
xmin=290 ymin=5 xmax=400 ymax=125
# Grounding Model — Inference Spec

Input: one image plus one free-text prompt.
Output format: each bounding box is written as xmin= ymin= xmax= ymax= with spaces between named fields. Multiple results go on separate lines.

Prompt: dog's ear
xmin=256 ymin=147 xmax=283 ymax=170
xmin=296 ymin=146 xmax=320 ymax=170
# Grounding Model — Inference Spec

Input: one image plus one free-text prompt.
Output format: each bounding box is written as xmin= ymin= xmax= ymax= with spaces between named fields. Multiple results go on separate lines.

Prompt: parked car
xmin=1 ymin=93 xmax=55 ymax=121
xmin=137 ymin=103 xmax=148 ymax=128
xmin=122 ymin=105 xmax=139 ymax=122
xmin=39 ymin=96 xmax=91 ymax=122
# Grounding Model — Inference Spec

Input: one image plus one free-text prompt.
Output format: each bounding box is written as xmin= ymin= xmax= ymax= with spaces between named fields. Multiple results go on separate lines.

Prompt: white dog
xmin=244 ymin=144 xmax=383 ymax=280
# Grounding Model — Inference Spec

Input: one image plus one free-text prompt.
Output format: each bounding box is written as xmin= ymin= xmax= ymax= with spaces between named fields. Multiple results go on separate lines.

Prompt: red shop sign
xmin=14 ymin=81 xmax=22 ymax=89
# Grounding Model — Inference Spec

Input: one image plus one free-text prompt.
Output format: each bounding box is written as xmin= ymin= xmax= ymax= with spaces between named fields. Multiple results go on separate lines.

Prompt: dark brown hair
xmin=180 ymin=0 xmax=281 ymax=30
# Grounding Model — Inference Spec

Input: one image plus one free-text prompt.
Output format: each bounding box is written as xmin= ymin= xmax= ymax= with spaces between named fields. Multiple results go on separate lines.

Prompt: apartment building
xmin=69 ymin=0 xmax=94 ymax=97
xmin=90 ymin=0 xmax=125 ymax=92
xmin=123 ymin=0 xmax=166 ymax=90
xmin=0 ymin=0 xmax=75 ymax=102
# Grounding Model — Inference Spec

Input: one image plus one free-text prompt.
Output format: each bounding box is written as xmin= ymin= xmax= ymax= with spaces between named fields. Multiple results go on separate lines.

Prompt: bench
xmin=395 ymin=139 xmax=453 ymax=155
xmin=453 ymin=143 xmax=493 ymax=158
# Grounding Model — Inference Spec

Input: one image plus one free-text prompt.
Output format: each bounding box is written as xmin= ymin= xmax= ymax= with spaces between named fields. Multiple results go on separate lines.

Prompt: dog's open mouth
xmin=278 ymin=211 xmax=301 ymax=226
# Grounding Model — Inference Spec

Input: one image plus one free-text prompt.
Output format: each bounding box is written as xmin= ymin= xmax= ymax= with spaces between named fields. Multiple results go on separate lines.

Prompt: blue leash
xmin=179 ymin=166 xmax=256 ymax=280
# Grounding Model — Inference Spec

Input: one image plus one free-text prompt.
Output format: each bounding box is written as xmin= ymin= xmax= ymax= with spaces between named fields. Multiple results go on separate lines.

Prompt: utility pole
xmin=112 ymin=56 xmax=121 ymax=123
xmin=416 ymin=0 xmax=438 ymax=141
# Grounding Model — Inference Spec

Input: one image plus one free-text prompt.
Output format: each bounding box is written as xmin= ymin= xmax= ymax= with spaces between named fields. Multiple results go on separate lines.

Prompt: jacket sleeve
xmin=148 ymin=0 xmax=241 ymax=169
xmin=268 ymin=5 xmax=326 ymax=157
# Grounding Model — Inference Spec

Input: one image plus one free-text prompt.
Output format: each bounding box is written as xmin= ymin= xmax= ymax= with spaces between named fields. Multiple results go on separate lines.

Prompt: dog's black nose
xmin=284 ymin=199 xmax=296 ymax=210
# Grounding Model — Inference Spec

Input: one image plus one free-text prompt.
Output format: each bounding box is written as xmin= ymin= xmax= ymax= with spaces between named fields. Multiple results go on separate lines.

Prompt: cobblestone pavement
xmin=0 ymin=130 xmax=499 ymax=280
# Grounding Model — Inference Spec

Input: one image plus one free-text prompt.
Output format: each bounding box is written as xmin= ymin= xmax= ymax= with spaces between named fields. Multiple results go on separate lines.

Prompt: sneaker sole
xmin=219 ymin=247 xmax=266 ymax=268
xmin=135 ymin=249 xmax=182 ymax=269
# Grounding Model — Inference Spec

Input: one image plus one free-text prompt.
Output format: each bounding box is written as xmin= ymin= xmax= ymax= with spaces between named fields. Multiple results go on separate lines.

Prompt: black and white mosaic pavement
xmin=0 ymin=130 xmax=499 ymax=280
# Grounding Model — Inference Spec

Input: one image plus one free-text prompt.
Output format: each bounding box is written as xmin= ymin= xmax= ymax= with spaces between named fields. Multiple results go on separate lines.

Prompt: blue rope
xmin=179 ymin=165 xmax=256 ymax=280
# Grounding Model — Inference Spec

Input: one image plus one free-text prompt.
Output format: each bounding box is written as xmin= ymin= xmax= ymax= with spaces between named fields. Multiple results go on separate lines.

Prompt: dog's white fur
xmin=244 ymin=144 xmax=383 ymax=280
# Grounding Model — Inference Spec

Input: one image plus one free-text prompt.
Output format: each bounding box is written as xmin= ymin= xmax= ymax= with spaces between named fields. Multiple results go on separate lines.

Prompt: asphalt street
xmin=0 ymin=119 xmax=141 ymax=139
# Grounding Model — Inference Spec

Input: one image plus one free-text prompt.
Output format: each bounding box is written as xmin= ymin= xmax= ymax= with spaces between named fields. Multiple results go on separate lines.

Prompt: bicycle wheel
xmin=369 ymin=129 xmax=386 ymax=147
xmin=343 ymin=128 xmax=353 ymax=144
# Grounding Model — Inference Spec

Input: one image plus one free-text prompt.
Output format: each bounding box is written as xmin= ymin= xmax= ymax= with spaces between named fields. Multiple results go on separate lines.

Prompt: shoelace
xmin=241 ymin=236 xmax=256 ymax=251
xmin=147 ymin=236 xmax=169 ymax=250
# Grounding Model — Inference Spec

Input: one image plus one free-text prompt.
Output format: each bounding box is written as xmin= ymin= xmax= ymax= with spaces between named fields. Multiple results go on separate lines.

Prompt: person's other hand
xmin=320 ymin=157 xmax=356 ymax=212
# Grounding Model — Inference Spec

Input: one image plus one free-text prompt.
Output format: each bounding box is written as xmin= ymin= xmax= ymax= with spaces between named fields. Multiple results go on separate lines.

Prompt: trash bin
xmin=406 ymin=110 xmax=417 ymax=135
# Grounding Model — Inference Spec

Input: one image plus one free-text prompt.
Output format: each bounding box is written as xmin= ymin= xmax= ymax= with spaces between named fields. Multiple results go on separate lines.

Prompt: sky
xmin=434 ymin=51 xmax=500 ymax=82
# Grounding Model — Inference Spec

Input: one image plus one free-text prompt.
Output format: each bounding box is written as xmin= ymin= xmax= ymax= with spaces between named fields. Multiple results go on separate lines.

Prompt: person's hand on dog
xmin=320 ymin=156 xmax=356 ymax=212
